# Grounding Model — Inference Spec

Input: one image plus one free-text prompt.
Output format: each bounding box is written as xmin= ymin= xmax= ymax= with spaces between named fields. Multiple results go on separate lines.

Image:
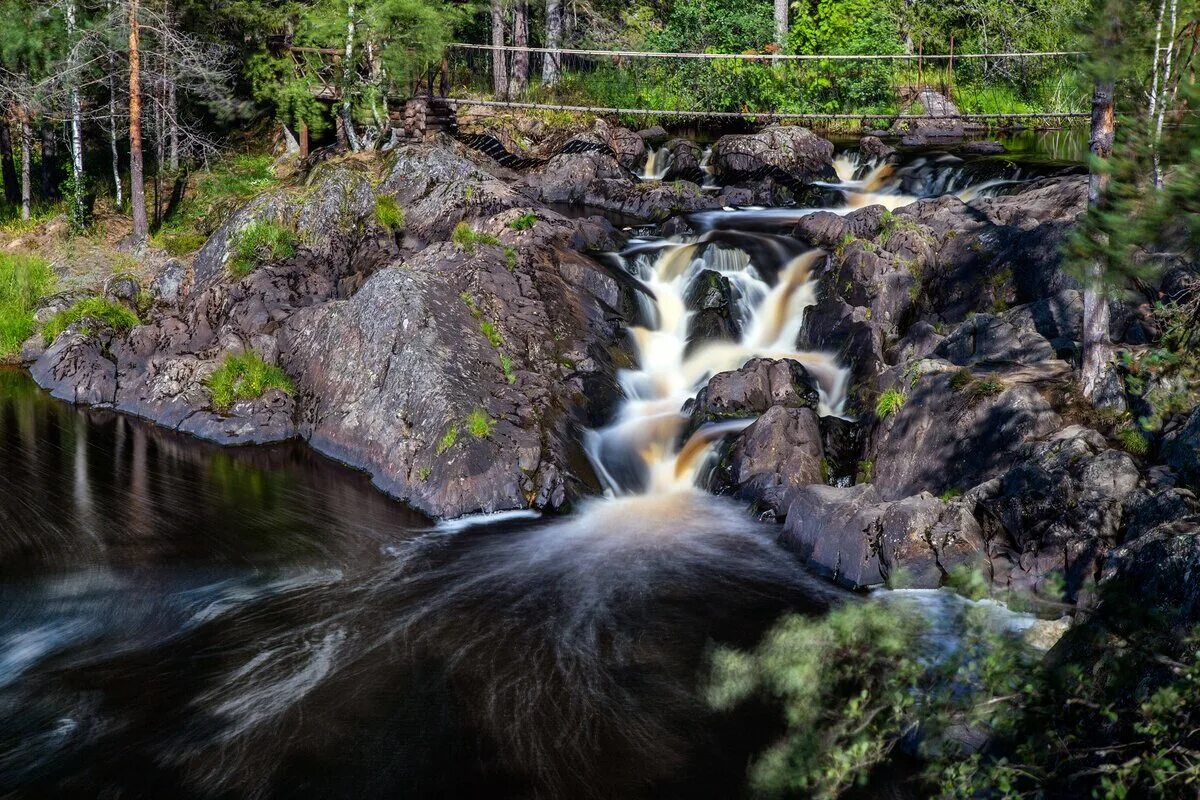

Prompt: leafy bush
xmin=0 ymin=253 xmax=56 ymax=357
xmin=204 ymin=351 xmax=295 ymax=413
xmin=466 ymin=408 xmax=495 ymax=438
xmin=228 ymin=220 xmax=297 ymax=277
xmin=875 ymin=388 xmax=906 ymax=418
xmin=43 ymin=297 xmax=139 ymax=344
xmin=374 ymin=196 xmax=406 ymax=231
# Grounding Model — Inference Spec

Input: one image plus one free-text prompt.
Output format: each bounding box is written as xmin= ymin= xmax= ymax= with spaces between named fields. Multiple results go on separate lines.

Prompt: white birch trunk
xmin=342 ymin=0 xmax=361 ymax=152
xmin=543 ymin=0 xmax=561 ymax=85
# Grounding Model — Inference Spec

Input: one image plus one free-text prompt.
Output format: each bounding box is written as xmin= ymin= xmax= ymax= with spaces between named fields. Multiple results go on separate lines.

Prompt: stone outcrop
xmin=711 ymin=125 xmax=836 ymax=183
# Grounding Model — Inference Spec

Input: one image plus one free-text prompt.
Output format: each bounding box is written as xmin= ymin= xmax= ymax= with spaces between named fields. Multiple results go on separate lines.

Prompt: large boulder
xmin=865 ymin=361 xmax=1064 ymax=500
xmin=1163 ymin=405 xmax=1200 ymax=491
xmin=711 ymin=125 xmax=836 ymax=183
xmin=781 ymin=484 xmax=986 ymax=589
xmin=683 ymin=270 xmax=741 ymax=355
xmin=709 ymin=405 xmax=825 ymax=517
xmin=686 ymin=357 xmax=819 ymax=431
xmin=1101 ymin=519 xmax=1200 ymax=631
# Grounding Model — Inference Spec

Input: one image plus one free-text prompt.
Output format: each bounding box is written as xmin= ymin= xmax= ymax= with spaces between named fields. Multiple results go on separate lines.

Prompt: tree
xmin=543 ymin=0 xmax=562 ymax=84
xmin=510 ymin=0 xmax=529 ymax=96
xmin=64 ymin=0 xmax=88 ymax=229
xmin=491 ymin=0 xmax=508 ymax=98
xmin=128 ymin=0 xmax=148 ymax=244
xmin=774 ymin=0 xmax=788 ymax=47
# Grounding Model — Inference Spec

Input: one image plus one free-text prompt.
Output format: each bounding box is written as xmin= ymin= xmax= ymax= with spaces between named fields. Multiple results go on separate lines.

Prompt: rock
xmin=977 ymin=430 xmax=1141 ymax=601
xmin=151 ymin=258 xmax=191 ymax=308
xmin=858 ymin=135 xmax=896 ymax=162
xmin=177 ymin=388 xmax=296 ymax=445
xmin=866 ymin=363 xmax=1064 ymax=500
xmin=1102 ymin=520 xmax=1200 ymax=631
xmin=683 ymin=270 xmax=741 ymax=354
xmin=711 ymin=125 xmax=836 ymax=183
xmin=1122 ymin=487 xmax=1200 ymax=541
xmin=637 ymin=126 xmax=669 ymax=144
xmin=30 ymin=325 xmax=118 ymax=405
xmin=687 ymin=357 xmax=819 ymax=430
xmin=33 ymin=290 xmax=90 ymax=325
xmin=961 ymin=140 xmax=1006 ymax=155
xmin=664 ymin=139 xmax=704 ymax=182
xmin=1164 ymin=406 xmax=1200 ymax=491
xmin=278 ymin=232 xmax=625 ymax=519
xmin=820 ymin=416 xmax=865 ymax=487
xmin=934 ymin=312 xmax=1056 ymax=365
xmin=898 ymin=89 xmax=968 ymax=142
xmin=711 ymin=405 xmax=825 ymax=517
xmin=887 ymin=320 xmax=944 ymax=364
xmin=781 ymin=484 xmax=986 ymax=589
xmin=104 ymin=275 xmax=141 ymax=307
xmin=593 ymin=120 xmax=646 ymax=170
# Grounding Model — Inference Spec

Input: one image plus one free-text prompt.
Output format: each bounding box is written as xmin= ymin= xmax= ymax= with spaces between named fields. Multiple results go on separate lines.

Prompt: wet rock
xmin=711 ymin=405 xmax=824 ymax=517
xmin=664 ymin=139 xmax=704 ymax=182
xmin=897 ymin=89 xmax=969 ymax=143
xmin=866 ymin=362 xmax=1064 ymax=500
xmin=683 ymin=270 xmax=740 ymax=354
xmin=711 ymin=125 xmax=836 ymax=183
xmin=687 ymin=357 xmax=819 ymax=430
xmin=781 ymin=484 xmax=986 ymax=589
xmin=858 ymin=135 xmax=896 ymax=162
xmin=978 ymin=427 xmax=1142 ymax=601
xmin=637 ymin=126 xmax=669 ymax=144
xmin=820 ymin=415 xmax=865 ymax=486
xmin=1163 ymin=405 xmax=1200 ymax=491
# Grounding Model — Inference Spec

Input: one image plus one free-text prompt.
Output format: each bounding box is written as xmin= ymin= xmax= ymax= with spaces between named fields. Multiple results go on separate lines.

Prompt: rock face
xmin=1163 ymin=405 xmax=1200 ymax=491
xmin=782 ymin=485 xmax=986 ymax=589
xmin=683 ymin=270 xmax=741 ymax=354
xmin=30 ymin=141 xmax=633 ymax=519
xmin=711 ymin=125 xmax=836 ymax=183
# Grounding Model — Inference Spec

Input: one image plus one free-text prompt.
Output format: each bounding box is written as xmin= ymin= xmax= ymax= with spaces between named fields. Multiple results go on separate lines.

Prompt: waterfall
xmin=639 ymin=144 xmax=673 ymax=181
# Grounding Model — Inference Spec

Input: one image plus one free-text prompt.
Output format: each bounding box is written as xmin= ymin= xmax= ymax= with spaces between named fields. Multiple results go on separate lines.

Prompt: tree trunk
xmin=129 ymin=0 xmax=149 ymax=244
xmin=1081 ymin=76 xmax=1115 ymax=400
xmin=1152 ymin=0 xmax=1178 ymax=188
xmin=108 ymin=0 xmax=124 ymax=208
xmin=17 ymin=105 xmax=31 ymax=220
xmin=774 ymin=0 xmax=789 ymax=48
xmin=0 ymin=116 xmax=19 ymax=205
xmin=543 ymin=0 xmax=562 ymax=85
xmin=40 ymin=124 xmax=55 ymax=200
xmin=65 ymin=0 xmax=87 ymax=227
xmin=491 ymin=0 xmax=508 ymax=99
xmin=510 ymin=1 xmax=529 ymax=97
xmin=168 ymin=78 xmax=179 ymax=170
xmin=341 ymin=1 xmax=361 ymax=152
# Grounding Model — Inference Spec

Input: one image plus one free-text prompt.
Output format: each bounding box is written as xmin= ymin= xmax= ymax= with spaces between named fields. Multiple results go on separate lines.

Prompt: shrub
xmin=374 ymin=196 xmax=405 ymax=231
xmin=466 ymin=408 xmax=496 ymax=438
xmin=228 ymin=220 xmax=297 ymax=277
xmin=949 ymin=368 xmax=974 ymax=391
xmin=875 ymin=388 xmax=906 ymax=419
xmin=1118 ymin=426 xmax=1150 ymax=456
xmin=43 ymin=297 xmax=139 ymax=344
xmin=452 ymin=222 xmax=501 ymax=255
xmin=509 ymin=212 xmax=537 ymax=231
xmin=0 ymin=253 xmax=56 ymax=357
xmin=204 ymin=351 xmax=295 ymax=413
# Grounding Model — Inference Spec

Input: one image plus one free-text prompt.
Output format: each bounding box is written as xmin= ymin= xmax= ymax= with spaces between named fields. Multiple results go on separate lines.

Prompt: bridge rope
xmin=448 ymin=43 xmax=1088 ymax=62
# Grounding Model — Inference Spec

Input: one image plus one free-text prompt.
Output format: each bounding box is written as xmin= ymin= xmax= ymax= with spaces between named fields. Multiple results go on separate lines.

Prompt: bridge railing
xmin=444 ymin=44 xmax=1090 ymax=128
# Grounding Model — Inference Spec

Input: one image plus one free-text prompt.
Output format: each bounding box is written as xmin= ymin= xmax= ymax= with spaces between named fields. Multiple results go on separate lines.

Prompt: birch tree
xmin=543 ymin=0 xmax=562 ymax=85
xmin=128 ymin=0 xmax=148 ymax=244
xmin=491 ymin=0 xmax=508 ymax=99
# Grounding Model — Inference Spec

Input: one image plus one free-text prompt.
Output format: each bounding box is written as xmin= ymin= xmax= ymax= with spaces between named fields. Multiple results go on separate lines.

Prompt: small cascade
xmin=639 ymin=144 xmax=673 ymax=181
xmin=823 ymin=150 xmax=1035 ymax=211
xmin=698 ymin=146 xmax=719 ymax=190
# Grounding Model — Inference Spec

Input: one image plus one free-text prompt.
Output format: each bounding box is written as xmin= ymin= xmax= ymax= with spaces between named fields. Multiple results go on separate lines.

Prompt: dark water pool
xmin=0 ymin=368 xmax=837 ymax=799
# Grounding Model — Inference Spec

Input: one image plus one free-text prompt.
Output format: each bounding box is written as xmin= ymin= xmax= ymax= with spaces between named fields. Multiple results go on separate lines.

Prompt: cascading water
xmin=639 ymin=143 xmax=673 ymax=181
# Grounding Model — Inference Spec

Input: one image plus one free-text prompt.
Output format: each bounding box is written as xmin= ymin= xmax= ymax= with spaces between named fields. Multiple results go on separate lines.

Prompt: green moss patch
xmin=204 ymin=351 xmax=295 ymax=413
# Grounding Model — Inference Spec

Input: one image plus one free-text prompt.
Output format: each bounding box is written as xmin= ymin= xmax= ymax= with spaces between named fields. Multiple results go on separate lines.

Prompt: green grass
xmin=228 ymin=220 xmax=297 ymax=278
xmin=42 ymin=297 xmax=139 ymax=344
xmin=153 ymin=230 xmax=208 ymax=257
xmin=203 ymin=351 xmax=295 ymax=413
xmin=968 ymin=377 xmax=1006 ymax=401
xmin=466 ymin=408 xmax=496 ymax=438
xmin=949 ymin=368 xmax=975 ymax=392
xmin=374 ymin=196 xmax=405 ymax=231
xmin=161 ymin=153 xmax=278 ymax=238
xmin=875 ymin=388 xmax=906 ymax=419
xmin=435 ymin=425 xmax=459 ymax=455
xmin=509 ymin=212 xmax=537 ymax=231
xmin=479 ymin=320 xmax=503 ymax=349
xmin=0 ymin=201 xmax=65 ymax=235
xmin=499 ymin=352 xmax=516 ymax=385
xmin=0 ymin=253 xmax=57 ymax=357
xmin=451 ymin=222 xmax=501 ymax=255
xmin=416 ymin=465 xmax=432 ymax=481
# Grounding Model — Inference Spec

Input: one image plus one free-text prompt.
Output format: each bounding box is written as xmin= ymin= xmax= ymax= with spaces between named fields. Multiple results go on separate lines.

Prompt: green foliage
xmin=452 ymin=223 xmax=502 ymax=255
xmin=939 ymin=488 xmax=963 ymax=502
xmin=968 ymin=376 xmax=1006 ymax=402
xmin=479 ymin=320 xmax=503 ymax=349
xmin=875 ymin=388 xmax=906 ymax=419
xmin=509 ymin=212 xmax=537 ymax=231
xmin=416 ymin=465 xmax=432 ymax=481
xmin=855 ymin=458 xmax=874 ymax=483
xmin=944 ymin=566 xmax=990 ymax=601
xmin=1117 ymin=425 xmax=1150 ymax=457
xmin=499 ymin=352 xmax=516 ymax=385
xmin=204 ymin=352 xmax=295 ymax=413
xmin=162 ymin=154 xmax=278 ymax=238
xmin=43 ymin=297 xmax=139 ymax=344
xmin=229 ymin=220 xmax=297 ymax=277
xmin=466 ymin=408 xmax=495 ymax=438
xmin=1120 ymin=299 xmax=1200 ymax=431
xmin=436 ymin=425 xmax=458 ymax=455
xmin=0 ymin=253 xmax=56 ymax=357
xmin=374 ymin=196 xmax=405 ymax=231
xmin=949 ymin=368 xmax=974 ymax=392
xmin=154 ymin=230 xmax=208 ymax=257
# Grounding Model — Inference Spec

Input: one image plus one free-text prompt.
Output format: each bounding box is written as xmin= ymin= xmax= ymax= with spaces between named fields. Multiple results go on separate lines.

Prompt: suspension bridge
xmin=278 ymin=41 xmax=1092 ymax=146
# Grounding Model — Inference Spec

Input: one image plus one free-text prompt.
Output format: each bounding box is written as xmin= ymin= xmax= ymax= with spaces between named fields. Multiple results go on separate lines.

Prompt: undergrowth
xmin=0 ymin=253 xmax=56 ymax=357
xmin=42 ymin=297 xmax=139 ymax=344
xmin=204 ymin=351 xmax=295 ymax=413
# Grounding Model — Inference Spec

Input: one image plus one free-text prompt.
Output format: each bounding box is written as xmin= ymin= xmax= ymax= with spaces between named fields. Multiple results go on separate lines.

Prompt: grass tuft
xmin=1118 ymin=426 xmax=1150 ymax=456
xmin=228 ymin=220 xmax=297 ymax=278
xmin=43 ymin=297 xmax=139 ymax=344
xmin=436 ymin=425 xmax=459 ymax=455
xmin=451 ymin=222 xmax=501 ymax=255
xmin=374 ymin=196 xmax=406 ymax=231
xmin=509 ymin=212 xmax=537 ymax=231
xmin=0 ymin=253 xmax=56 ymax=357
xmin=466 ymin=408 xmax=496 ymax=438
xmin=875 ymin=388 xmax=906 ymax=419
xmin=203 ymin=351 xmax=295 ymax=413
